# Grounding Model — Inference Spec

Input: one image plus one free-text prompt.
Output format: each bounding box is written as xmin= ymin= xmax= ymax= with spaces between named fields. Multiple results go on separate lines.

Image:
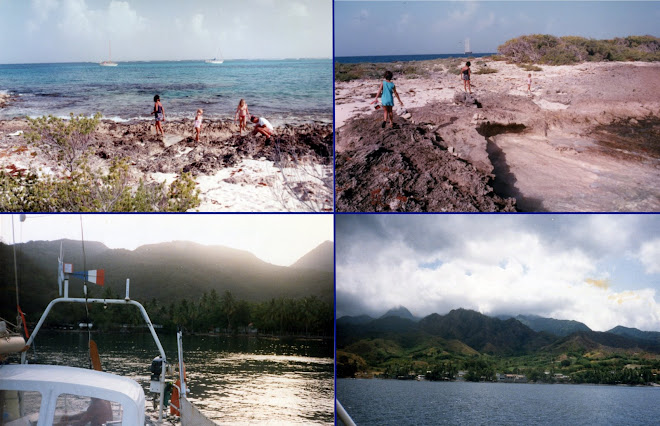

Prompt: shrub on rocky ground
xmin=498 ymin=34 xmax=660 ymax=64
xmin=1 ymin=114 xmax=201 ymax=212
xmin=474 ymin=67 xmax=498 ymax=75
xmin=0 ymin=158 xmax=200 ymax=212
xmin=519 ymin=64 xmax=543 ymax=72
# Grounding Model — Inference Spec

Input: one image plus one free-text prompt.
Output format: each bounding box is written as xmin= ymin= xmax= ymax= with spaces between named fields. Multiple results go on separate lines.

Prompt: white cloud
xmin=476 ymin=11 xmax=495 ymax=32
xmin=57 ymin=0 xmax=94 ymax=37
xmin=106 ymin=1 xmax=147 ymax=37
xmin=190 ymin=13 xmax=210 ymax=39
xmin=396 ymin=13 xmax=411 ymax=34
xmin=337 ymin=215 xmax=660 ymax=332
xmin=9 ymin=0 xmax=331 ymax=62
xmin=30 ymin=0 xmax=58 ymax=24
xmin=289 ymin=2 xmax=308 ymax=18
xmin=639 ymin=239 xmax=660 ymax=274
xmin=448 ymin=1 xmax=478 ymax=22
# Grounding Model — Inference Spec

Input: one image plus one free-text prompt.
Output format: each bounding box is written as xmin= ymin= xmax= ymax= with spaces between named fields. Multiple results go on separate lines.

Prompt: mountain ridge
xmin=0 ymin=239 xmax=333 ymax=320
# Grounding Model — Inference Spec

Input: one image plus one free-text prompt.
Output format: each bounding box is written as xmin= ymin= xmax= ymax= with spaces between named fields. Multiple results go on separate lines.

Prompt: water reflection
xmin=22 ymin=331 xmax=334 ymax=425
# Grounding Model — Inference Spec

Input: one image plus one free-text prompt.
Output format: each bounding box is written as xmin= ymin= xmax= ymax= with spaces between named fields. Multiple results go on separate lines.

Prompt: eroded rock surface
xmin=336 ymin=60 xmax=660 ymax=211
xmin=335 ymin=115 xmax=516 ymax=212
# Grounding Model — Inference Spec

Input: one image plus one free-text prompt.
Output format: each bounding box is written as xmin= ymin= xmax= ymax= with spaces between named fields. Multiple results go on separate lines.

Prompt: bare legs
xmin=382 ymin=105 xmax=397 ymax=128
xmin=463 ymin=78 xmax=472 ymax=94
xmin=239 ymin=116 xmax=247 ymax=134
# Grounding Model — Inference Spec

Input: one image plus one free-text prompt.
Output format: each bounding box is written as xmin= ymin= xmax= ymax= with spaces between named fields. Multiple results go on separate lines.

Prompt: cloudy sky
xmin=335 ymin=1 xmax=660 ymax=57
xmin=0 ymin=214 xmax=333 ymax=266
xmin=336 ymin=214 xmax=660 ymax=332
xmin=0 ymin=0 xmax=332 ymax=64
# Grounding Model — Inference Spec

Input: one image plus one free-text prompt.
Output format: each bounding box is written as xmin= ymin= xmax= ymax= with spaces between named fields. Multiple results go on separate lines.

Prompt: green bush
xmin=498 ymin=34 xmax=660 ymax=64
xmin=25 ymin=113 xmax=102 ymax=174
xmin=474 ymin=67 xmax=498 ymax=75
xmin=2 ymin=113 xmax=201 ymax=212
xmin=541 ymin=45 xmax=580 ymax=65
xmin=0 ymin=159 xmax=201 ymax=212
xmin=519 ymin=64 xmax=543 ymax=72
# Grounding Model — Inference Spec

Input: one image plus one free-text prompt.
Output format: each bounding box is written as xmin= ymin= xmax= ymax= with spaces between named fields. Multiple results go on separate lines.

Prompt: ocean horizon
xmin=335 ymin=53 xmax=497 ymax=64
xmin=0 ymin=59 xmax=332 ymax=125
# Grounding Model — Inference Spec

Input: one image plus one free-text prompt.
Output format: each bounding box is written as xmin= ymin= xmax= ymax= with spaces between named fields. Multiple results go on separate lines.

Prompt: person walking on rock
xmin=527 ymin=73 xmax=532 ymax=95
xmin=461 ymin=62 xmax=472 ymax=94
xmin=372 ymin=70 xmax=403 ymax=129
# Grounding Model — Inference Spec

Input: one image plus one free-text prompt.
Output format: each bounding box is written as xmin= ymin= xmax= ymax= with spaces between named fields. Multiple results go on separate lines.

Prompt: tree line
xmin=39 ymin=288 xmax=333 ymax=337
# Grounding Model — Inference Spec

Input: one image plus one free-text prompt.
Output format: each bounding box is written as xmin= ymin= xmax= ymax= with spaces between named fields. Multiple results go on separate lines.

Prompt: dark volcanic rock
xmin=93 ymin=119 xmax=333 ymax=177
xmin=335 ymin=115 xmax=516 ymax=212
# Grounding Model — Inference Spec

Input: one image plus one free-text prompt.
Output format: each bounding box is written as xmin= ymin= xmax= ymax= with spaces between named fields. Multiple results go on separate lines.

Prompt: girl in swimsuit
xmin=152 ymin=94 xmax=165 ymax=136
xmin=193 ymin=109 xmax=203 ymax=142
xmin=372 ymin=70 xmax=403 ymax=129
xmin=235 ymin=99 xmax=249 ymax=134
xmin=460 ymin=62 xmax=472 ymax=94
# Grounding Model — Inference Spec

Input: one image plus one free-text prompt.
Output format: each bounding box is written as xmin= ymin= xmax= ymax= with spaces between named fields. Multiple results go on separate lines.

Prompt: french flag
xmin=72 ymin=269 xmax=105 ymax=286
xmin=86 ymin=270 xmax=105 ymax=286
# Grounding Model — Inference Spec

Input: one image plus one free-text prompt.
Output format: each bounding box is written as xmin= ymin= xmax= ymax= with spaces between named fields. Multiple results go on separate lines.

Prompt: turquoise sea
xmin=0 ymin=59 xmax=332 ymax=125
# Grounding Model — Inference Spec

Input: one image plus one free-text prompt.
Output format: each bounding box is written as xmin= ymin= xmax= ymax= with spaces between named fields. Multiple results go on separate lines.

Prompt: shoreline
xmin=0 ymin=97 xmax=332 ymax=127
xmin=0 ymin=116 xmax=333 ymax=212
xmin=339 ymin=377 xmax=660 ymax=387
xmin=335 ymin=58 xmax=660 ymax=212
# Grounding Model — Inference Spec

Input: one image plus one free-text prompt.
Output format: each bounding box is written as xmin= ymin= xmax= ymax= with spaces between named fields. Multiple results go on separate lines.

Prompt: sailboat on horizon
xmin=205 ymin=47 xmax=224 ymax=64
xmin=464 ymin=38 xmax=473 ymax=55
xmin=100 ymin=41 xmax=118 ymax=66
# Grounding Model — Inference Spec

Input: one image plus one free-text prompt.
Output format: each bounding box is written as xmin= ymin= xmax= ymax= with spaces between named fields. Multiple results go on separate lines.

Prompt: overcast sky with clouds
xmin=336 ymin=214 xmax=660 ymax=332
xmin=1 ymin=214 xmax=333 ymax=267
xmin=0 ymin=0 xmax=332 ymax=64
xmin=335 ymin=1 xmax=660 ymax=57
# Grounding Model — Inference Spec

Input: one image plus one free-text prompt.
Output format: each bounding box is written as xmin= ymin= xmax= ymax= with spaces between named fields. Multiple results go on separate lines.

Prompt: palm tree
xmin=220 ymin=290 xmax=236 ymax=332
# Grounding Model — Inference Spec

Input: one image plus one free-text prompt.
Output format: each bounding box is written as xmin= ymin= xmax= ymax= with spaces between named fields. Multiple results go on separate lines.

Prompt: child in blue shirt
xmin=372 ymin=70 xmax=403 ymax=128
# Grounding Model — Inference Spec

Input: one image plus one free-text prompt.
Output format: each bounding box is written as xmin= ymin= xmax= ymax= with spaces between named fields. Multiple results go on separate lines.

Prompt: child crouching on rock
xmin=250 ymin=115 xmax=274 ymax=141
xmin=372 ymin=70 xmax=403 ymax=129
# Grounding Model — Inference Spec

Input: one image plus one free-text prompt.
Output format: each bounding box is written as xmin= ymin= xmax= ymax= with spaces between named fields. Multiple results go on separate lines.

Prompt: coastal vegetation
xmin=498 ymin=34 xmax=660 ymax=65
xmin=337 ymin=309 xmax=660 ymax=385
xmin=0 ymin=113 xmax=200 ymax=212
xmin=334 ymin=35 xmax=659 ymax=82
xmin=42 ymin=288 xmax=334 ymax=337
xmin=335 ymin=60 xmax=432 ymax=82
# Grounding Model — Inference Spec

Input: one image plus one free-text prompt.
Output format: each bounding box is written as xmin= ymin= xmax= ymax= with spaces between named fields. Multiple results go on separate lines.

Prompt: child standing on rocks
xmin=193 ymin=109 xmax=203 ymax=142
xmin=234 ymin=99 xmax=249 ymax=134
xmin=373 ymin=70 xmax=403 ymax=129
xmin=152 ymin=95 xmax=165 ymax=137
xmin=461 ymin=62 xmax=472 ymax=94
xmin=527 ymin=73 xmax=532 ymax=95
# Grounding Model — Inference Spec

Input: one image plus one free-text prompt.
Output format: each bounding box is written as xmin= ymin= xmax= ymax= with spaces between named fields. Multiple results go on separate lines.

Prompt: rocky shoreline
xmin=335 ymin=59 xmax=660 ymax=212
xmin=0 ymin=116 xmax=333 ymax=212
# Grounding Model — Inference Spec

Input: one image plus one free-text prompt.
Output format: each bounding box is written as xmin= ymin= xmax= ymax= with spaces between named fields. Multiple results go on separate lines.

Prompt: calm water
xmin=0 ymin=59 xmax=332 ymax=124
xmin=334 ymin=53 xmax=496 ymax=64
xmin=20 ymin=331 xmax=334 ymax=425
xmin=337 ymin=379 xmax=660 ymax=425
